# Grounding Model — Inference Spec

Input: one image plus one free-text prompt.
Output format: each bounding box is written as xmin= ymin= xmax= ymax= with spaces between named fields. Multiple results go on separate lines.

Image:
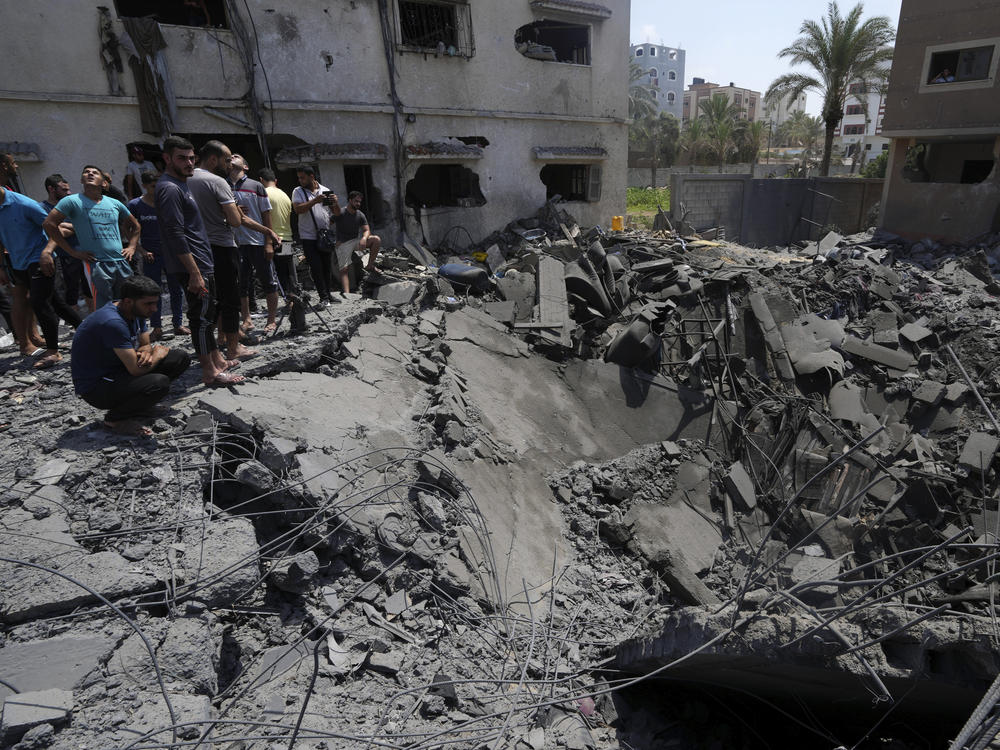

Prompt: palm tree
xmin=698 ymin=94 xmax=741 ymax=167
xmin=765 ymin=1 xmax=894 ymax=176
xmin=680 ymin=119 xmax=707 ymax=166
xmin=628 ymin=62 xmax=656 ymax=121
xmin=735 ymin=120 xmax=768 ymax=164
xmin=632 ymin=112 xmax=680 ymax=187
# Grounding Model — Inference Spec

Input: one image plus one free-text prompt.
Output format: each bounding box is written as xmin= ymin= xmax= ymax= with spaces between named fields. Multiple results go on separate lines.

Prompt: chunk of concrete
xmin=376 ymin=281 xmax=421 ymax=306
xmin=829 ymin=381 xmax=867 ymax=424
xmin=0 ymin=635 xmax=114 ymax=701
xmin=841 ymin=335 xmax=915 ymax=371
xmin=899 ymin=322 xmax=934 ymax=345
xmin=179 ymin=513 xmax=260 ymax=608
xmin=723 ymin=461 xmax=757 ymax=511
xmin=107 ymin=616 xmax=221 ymax=696
xmin=1 ymin=689 xmax=73 ymax=742
xmin=911 ymin=380 xmax=945 ymax=406
xmin=270 ymin=551 xmax=320 ymax=594
xmin=958 ymin=432 xmax=1000 ymax=473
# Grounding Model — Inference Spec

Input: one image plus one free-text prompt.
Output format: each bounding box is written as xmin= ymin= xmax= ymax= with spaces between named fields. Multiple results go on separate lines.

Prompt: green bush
xmin=861 ymin=151 xmax=888 ymax=178
xmin=626 ymin=186 xmax=671 ymax=212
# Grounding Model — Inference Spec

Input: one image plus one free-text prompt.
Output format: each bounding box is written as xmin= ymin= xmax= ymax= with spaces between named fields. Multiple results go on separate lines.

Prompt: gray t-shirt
xmin=291 ymin=183 xmax=330 ymax=241
xmin=333 ymin=209 xmax=368 ymax=243
xmin=187 ymin=168 xmax=237 ymax=247
xmin=232 ymin=175 xmax=271 ymax=247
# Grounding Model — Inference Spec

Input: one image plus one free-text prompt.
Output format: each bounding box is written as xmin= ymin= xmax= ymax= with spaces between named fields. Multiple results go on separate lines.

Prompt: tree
xmin=628 ymin=62 xmax=656 ymax=122
xmin=680 ymin=119 xmax=707 ymax=166
xmin=861 ymin=149 xmax=887 ymax=177
xmin=631 ymin=112 xmax=680 ymax=187
xmin=735 ymin=120 xmax=768 ymax=164
xmin=698 ymin=94 xmax=741 ymax=166
xmin=765 ymin=2 xmax=894 ymax=176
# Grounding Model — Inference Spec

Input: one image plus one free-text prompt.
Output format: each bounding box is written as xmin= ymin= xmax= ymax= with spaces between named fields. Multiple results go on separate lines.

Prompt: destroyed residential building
xmin=879 ymin=0 xmax=1000 ymax=241
xmin=0 ymin=0 xmax=627 ymax=246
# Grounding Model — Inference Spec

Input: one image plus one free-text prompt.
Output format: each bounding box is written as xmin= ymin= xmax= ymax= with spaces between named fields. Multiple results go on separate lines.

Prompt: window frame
xmin=919 ymin=36 xmax=1000 ymax=93
xmin=668 ymin=71 xmax=676 ymax=81
xmin=395 ymin=0 xmax=475 ymax=58
xmin=634 ymin=48 xmax=644 ymax=57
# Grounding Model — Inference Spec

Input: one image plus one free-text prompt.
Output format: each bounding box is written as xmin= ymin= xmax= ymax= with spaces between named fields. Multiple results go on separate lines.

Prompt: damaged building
xmin=879 ymin=0 xmax=1000 ymax=241
xmin=0 ymin=0 xmax=628 ymax=246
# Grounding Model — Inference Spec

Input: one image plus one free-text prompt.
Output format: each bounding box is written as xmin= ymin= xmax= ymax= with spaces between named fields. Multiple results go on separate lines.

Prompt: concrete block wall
xmin=670 ymin=174 xmax=885 ymax=246
xmin=629 ymin=164 xmax=856 ymax=188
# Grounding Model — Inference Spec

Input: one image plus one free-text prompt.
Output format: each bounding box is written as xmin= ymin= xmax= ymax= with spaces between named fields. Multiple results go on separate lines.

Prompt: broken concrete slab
xmin=624 ymin=501 xmax=722 ymax=576
xmin=723 ymin=461 xmax=757 ymax=511
xmin=178 ymin=513 xmax=260 ymax=608
xmin=958 ymin=432 xmax=1000 ymax=473
xmin=0 ymin=635 xmax=114 ymax=701
xmin=375 ymin=281 xmax=421 ymax=306
xmin=841 ymin=335 xmax=916 ymax=371
xmin=829 ymin=381 xmax=867 ymax=424
xmin=1 ymin=689 xmax=73 ymax=742
xmin=107 ymin=616 xmax=221 ymax=695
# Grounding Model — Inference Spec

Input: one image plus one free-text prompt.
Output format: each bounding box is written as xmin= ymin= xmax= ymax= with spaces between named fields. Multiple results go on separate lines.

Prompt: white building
xmin=630 ymin=43 xmax=685 ymax=121
xmin=835 ymin=75 xmax=891 ymax=169
xmin=763 ymin=91 xmax=808 ymax=129
xmin=1 ymin=0 xmax=629 ymax=247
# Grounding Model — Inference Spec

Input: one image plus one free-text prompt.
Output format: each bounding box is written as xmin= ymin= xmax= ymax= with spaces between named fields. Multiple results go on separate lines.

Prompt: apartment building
xmin=682 ymin=79 xmax=762 ymax=124
xmin=834 ymin=66 xmax=891 ymax=168
xmin=0 ymin=0 xmax=629 ymax=247
xmin=762 ymin=91 xmax=808 ymax=129
xmin=630 ymin=43 xmax=685 ymax=121
xmin=879 ymin=0 xmax=1000 ymax=240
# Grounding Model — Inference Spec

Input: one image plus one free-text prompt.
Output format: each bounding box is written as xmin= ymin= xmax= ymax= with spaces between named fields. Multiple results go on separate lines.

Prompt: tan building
xmin=682 ymin=79 xmax=762 ymax=124
xmin=0 ymin=0 xmax=629 ymax=248
xmin=879 ymin=0 xmax=1000 ymax=241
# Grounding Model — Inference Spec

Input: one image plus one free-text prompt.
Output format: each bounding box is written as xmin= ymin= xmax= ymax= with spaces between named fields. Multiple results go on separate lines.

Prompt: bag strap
xmin=302 ymin=187 xmax=323 ymax=234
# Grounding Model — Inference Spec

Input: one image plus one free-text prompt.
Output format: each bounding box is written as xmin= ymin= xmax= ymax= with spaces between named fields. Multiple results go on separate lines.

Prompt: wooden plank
xmin=538 ymin=256 xmax=569 ymax=327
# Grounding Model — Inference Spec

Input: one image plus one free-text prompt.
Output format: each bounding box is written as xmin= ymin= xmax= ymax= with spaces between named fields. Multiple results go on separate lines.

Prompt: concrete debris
xmin=5 ymin=209 xmax=1000 ymax=749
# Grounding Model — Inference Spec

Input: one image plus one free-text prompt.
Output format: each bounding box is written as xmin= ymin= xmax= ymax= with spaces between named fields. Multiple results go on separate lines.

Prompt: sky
xmin=629 ymin=0 xmax=903 ymax=115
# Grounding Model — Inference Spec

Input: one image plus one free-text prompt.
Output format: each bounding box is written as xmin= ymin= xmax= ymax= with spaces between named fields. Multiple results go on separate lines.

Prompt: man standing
xmin=43 ymin=165 xmax=140 ymax=307
xmin=0 ymin=186 xmax=82 ymax=367
xmin=292 ymin=166 xmax=335 ymax=303
xmin=259 ymin=168 xmax=298 ymax=296
xmin=229 ymin=154 xmax=279 ymax=334
xmin=330 ymin=190 xmax=381 ymax=293
xmin=124 ymin=145 xmax=157 ymax=199
xmin=155 ymin=135 xmax=243 ymax=387
xmin=42 ymin=174 xmax=94 ymax=313
xmin=70 ymin=275 xmax=191 ymax=437
xmin=187 ymin=140 xmax=278 ymax=360
xmin=129 ymin=171 xmax=187 ymax=340
xmin=0 ymin=153 xmax=21 ymax=192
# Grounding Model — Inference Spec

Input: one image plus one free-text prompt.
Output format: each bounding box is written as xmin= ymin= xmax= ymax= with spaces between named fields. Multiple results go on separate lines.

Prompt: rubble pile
xmin=2 ymin=206 xmax=1000 ymax=749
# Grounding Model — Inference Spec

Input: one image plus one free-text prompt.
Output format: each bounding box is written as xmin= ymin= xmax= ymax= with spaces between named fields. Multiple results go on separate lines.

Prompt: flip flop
xmin=204 ymin=371 xmax=245 ymax=387
xmin=223 ymin=359 xmax=241 ymax=371
xmin=102 ymin=420 xmax=153 ymax=437
xmin=21 ymin=348 xmax=44 ymax=357
xmin=33 ymin=354 xmax=61 ymax=369
xmin=263 ymin=322 xmax=277 ymax=334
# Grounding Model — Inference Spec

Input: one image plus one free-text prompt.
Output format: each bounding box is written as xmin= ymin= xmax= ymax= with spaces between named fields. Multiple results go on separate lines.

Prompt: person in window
xmin=931 ymin=68 xmax=955 ymax=83
xmin=183 ymin=0 xmax=212 ymax=26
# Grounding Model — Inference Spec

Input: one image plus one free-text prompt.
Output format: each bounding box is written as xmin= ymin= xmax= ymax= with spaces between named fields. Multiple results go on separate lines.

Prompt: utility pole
xmin=766 ymin=120 xmax=772 ymax=165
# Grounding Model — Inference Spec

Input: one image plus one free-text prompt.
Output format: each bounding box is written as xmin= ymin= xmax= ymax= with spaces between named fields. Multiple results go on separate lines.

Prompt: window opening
xmin=451 ymin=136 xmax=489 ymax=147
xmin=667 ymin=92 xmax=675 ymax=104
xmin=928 ymin=45 xmax=995 ymax=83
xmin=649 ymin=48 xmax=656 ymax=56
xmin=843 ymin=125 xmax=865 ymax=135
xmin=114 ymin=0 xmax=228 ymax=27
xmin=903 ymin=141 xmax=996 ymax=184
xmin=399 ymin=1 xmax=474 ymax=56
xmin=668 ymin=71 xmax=676 ymax=80
xmin=846 ymin=104 xmax=863 ymax=115
xmin=343 ymin=164 xmax=385 ymax=228
xmin=405 ymin=164 xmax=486 ymax=208
xmin=539 ymin=164 xmax=601 ymax=202
xmin=648 ymin=68 xmax=657 ymax=77
xmin=669 ymin=50 xmax=677 ymax=60
xmin=634 ymin=48 xmax=643 ymax=56
xmin=849 ymin=82 xmax=867 ymax=94
xmin=515 ymin=21 xmax=590 ymax=65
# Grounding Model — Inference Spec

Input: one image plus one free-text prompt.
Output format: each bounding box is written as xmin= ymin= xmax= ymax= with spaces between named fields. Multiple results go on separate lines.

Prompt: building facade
xmin=1 ymin=0 xmax=629 ymax=248
xmin=682 ymin=79 xmax=762 ymax=124
xmin=629 ymin=43 xmax=685 ymax=120
xmin=762 ymin=91 xmax=807 ymax=129
xmin=833 ymin=70 xmax=890 ymax=169
xmin=879 ymin=0 xmax=1000 ymax=241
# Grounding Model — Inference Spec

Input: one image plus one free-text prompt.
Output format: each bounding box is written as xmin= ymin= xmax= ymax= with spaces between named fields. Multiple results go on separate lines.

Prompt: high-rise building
xmin=630 ymin=43 xmax=685 ymax=121
xmin=682 ymin=79 xmax=763 ymax=124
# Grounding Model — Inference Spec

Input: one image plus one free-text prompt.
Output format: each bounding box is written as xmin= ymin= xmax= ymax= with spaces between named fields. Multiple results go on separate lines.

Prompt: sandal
xmin=102 ymin=419 xmax=153 ymax=437
xmin=33 ymin=353 xmax=62 ymax=369
xmin=204 ymin=371 xmax=245 ymax=387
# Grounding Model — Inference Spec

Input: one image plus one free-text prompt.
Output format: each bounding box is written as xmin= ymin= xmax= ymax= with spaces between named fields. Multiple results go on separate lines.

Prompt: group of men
xmin=0 ymin=139 xmax=382 ymax=435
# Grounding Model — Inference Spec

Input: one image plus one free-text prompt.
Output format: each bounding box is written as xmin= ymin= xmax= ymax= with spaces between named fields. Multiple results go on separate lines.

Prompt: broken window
xmin=669 ymin=50 xmax=677 ymax=60
xmin=398 ymin=0 xmax=475 ymax=57
xmin=405 ymin=164 xmax=486 ymax=208
xmin=114 ymin=0 xmax=228 ymax=27
xmin=539 ymin=164 xmax=602 ymax=202
xmin=515 ymin=21 xmax=590 ymax=65
xmin=928 ymin=45 xmax=995 ymax=83
xmin=902 ymin=140 xmax=997 ymax=184
xmin=634 ymin=48 xmax=643 ymax=57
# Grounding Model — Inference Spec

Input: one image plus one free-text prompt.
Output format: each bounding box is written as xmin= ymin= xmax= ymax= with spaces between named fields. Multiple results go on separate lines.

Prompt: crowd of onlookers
xmin=0 ymin=140 xmax=381 ymax=436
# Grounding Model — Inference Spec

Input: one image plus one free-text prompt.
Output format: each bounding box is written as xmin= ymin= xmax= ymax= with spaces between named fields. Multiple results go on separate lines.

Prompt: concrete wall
xmin=882 ymin=0 xmax=1000 ymax=136
xmin=880 ymin=136 xmax=1000 ymax=241
xmin=0 ymin=0 xmax=629 ymax=248
xmin=669 ymin=173 xmax=885 ymax=246
xmin=628 ymin=164 xmax=854 ymax=187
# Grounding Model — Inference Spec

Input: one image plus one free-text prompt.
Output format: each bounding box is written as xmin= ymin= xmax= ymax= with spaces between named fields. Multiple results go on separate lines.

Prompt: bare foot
xmin=33 ymin=352 xmax=62 ymax=369
xmin=103 ymin=419 xmax=153 ymax=437
xmin=174 ymin=325 xmax=191 ymax=335
xmin=203 ymin=371 xmax=245 ymax=387
xmin=229 ymin=346 xmax=259 ymax=361
xmin=241 ymin=318 xmax=254 ymax=331
xmin=263 ymin=321 xmax=277 ymax=334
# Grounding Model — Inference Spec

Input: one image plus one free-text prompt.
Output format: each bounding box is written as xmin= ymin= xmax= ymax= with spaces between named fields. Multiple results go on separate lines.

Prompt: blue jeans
xmin=84 ymin=258 xmax=133 ymax=308
xmin=144 ymin=254 xmax=185 ymax=329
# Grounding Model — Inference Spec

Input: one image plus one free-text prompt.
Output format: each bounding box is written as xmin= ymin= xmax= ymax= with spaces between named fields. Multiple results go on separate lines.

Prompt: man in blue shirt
xmin=0 ymin=186 xmax=82 ymax=368
xmin=71 ymin=274 xmax=191 ymax=436
xmin=129 ymin=170 xmax=186 ymax=341
xmin=42 ymin=164 xmax=141 ymax=308
xmin=42 ymin=173 xmax=94 ymax=314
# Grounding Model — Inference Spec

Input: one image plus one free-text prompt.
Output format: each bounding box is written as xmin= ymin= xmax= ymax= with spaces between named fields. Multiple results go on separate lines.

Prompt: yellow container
xmin=611 ymin=215 xmax=624 ymax=231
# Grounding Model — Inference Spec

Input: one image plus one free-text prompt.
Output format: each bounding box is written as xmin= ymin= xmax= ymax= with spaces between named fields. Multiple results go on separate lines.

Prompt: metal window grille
xmin=398 ymin=1 xmax=475 ymax=57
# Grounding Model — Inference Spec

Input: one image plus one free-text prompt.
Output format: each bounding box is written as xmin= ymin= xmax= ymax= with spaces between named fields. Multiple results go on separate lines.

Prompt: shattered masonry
xmin=4 ymin=204 xmax=1000 ymax=749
